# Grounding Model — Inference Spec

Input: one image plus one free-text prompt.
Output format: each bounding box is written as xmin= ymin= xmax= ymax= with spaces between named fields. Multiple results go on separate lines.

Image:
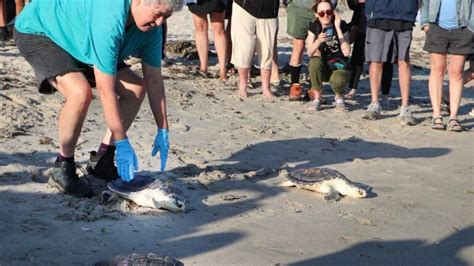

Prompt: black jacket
xmin=234 ymin=0 xmax=279 ymax=19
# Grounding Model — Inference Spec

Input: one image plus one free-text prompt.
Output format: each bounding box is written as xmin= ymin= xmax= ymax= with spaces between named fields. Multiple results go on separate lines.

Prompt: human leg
xmin=428 ymin=53 xmax=447 ymax=118
xmin=255 ymin=16 xmax=278 ymax=98
xmin=307 ymin=57 xmax=330 ymax=108
xmin=15 ymin=0 xmax=25 ymax=15
xmin=231 ymin=2 xmax=256 ymax=98
xmin=369 ymin=62 xmax=383 ymax=104
xmin=330 ymin=69 xmax=351 ymax=112
xmin=100 ymin=68 xmax=146 ymax=146
xmin=381 ymin=62 xmax=393 ymax=96
xmin=210 ymin=11 xmax=227 ymax=80
xmin=447 ymin=54 xmax=466 ymax=120
xmin=0 ymin=0 xmax=7 ymax=41
xmin=88 ymin=68 xmax=145 ymax=180
xmin=193 ymin=13 xmax=209 ymax=72
xmin=347 ymin=33 xmax=366 ymax=98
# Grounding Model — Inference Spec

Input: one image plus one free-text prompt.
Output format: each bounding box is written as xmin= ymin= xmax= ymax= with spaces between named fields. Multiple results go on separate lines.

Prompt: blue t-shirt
xmin=438 ymin=0 xmax=459 ymax=30
xmin=15 ymin=0 xmax=162 ymax=75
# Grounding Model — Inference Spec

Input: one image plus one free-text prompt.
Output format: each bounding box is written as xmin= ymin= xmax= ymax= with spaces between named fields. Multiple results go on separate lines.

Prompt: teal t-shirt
xmin=15 ymin=0 xmax=162 ymax=75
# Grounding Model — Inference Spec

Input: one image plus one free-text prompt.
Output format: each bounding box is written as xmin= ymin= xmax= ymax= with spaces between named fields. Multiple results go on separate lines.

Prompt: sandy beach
xmin=0 ymin=4 xmax=473 ymax=265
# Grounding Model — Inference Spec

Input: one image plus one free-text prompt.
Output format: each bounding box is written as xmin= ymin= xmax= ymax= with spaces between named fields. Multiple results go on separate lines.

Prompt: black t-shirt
xmin=234 ymin=0 xmax=279 ymax=19
xmin=308 ymin=20 xmax=350 ymax=61
xmin=367 ymin=19 xmax=414 ymax=31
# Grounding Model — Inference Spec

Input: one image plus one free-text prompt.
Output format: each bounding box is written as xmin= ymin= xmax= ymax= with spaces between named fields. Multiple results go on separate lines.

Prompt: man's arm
xmin=94 ymin=67 xmax=127 ymax=140
xmin=142 ymin=63 xmax=168 ymax=129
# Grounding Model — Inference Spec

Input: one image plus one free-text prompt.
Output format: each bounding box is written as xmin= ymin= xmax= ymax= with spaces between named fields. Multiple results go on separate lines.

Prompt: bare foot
xmin=238 ymin=87 xmax=248 ymax=98
xmin=262 ymin=89 xmax=274 ymax=99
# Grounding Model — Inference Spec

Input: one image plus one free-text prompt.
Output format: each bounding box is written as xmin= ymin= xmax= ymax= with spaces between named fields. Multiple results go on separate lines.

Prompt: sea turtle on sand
xmin=105 ymin=175 xmax=185 ymax=212
xmin=95 ymin=253 xmax=183 ymax=266
xmin=279 ymin=167 xmax=369 ymax=201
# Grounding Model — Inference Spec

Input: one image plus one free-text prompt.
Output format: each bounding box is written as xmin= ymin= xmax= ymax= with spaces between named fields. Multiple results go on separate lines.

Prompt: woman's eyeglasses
xmin=317 ymin=10 xmax=334 ymax=17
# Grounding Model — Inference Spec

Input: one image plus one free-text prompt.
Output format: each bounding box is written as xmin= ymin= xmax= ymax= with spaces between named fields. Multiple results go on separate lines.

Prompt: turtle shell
xmin=287 ymin=167 xmax=348 ymax=185
xmin=109 ymin=175 xmax=169 ymax=193
xmin=95 ymin=252 xmax=183 ymax=266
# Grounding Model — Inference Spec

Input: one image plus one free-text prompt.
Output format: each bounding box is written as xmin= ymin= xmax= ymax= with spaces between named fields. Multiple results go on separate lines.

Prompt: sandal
xmin=447 ymin=118 xmax=463 ymax=132
xmin=430 ymin=116 xmax=445 ymax=130
xmin=192 ymin=69 xmax=213 ymax=79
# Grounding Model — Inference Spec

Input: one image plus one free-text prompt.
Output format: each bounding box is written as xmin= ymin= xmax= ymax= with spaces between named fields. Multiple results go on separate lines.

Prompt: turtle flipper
xmin=324 ymin=189 xmax=341 ymax=202
xmin=278 ymin=181 xmax=296 ymax=187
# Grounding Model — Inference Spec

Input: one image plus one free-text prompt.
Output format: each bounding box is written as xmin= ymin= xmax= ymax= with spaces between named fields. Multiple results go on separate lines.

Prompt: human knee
xmin=211 ymin=23 xmax=225 ymax=36
xmin=330 ymin=70 xmax=351 ymax=94
xmin=69 ymin=86 xmax=93 ymax=110
xmin=448 ymin=68 xmax=463 ymax=81
xmin=309 ymin=57 xmax=324 ymax=71
xmin=194 ymin=20 xmax=208 ymax=33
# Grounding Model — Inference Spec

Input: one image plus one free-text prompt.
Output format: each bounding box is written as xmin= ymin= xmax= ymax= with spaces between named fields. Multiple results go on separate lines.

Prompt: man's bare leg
xmin=369 ymin=62 xmax=383 ymax=104
xmin=100 ymin=68 xmax=146 ymax=145
xmin=53 ymin=72 xmax=93 ymax=157
xmin=237 ymin=67 xmax=249 ymax=98
xmin=398 ymin=60 xmax=411 ymax=107
xmin=261 ymin=68 xmax=274 ymax=98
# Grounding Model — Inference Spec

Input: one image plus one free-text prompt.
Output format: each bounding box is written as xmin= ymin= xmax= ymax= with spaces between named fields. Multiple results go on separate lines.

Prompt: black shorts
xmin=423 ymin=24 xmax=473 ymax=55
xmin=14 ymin=31 xmax=128 ymax=94
xmin=188 ymin=0 xmax=226 ymax=15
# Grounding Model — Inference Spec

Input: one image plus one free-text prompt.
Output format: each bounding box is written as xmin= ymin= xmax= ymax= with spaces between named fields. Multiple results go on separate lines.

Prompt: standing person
xmin=362 ymin=0 xmax=419 ymax=125
xmin=345 ymin=0 xmax=394 ymax=104
xmin=286 ymin=0 xmax=316 ymax=101
xmin=14 ymin=0 xmax=183 ymax=198
xmin=231 ymin=0 xmax=279 ymax=98
xmin=186 ymin=0 xmax=228 ymax=80
xmin=306 ymin=0 xmax=351 ymax=111
xmin=421 ymin=0 xmax=473 ymax=131
xmin=0 ymin=0 xmax=7 ymax=42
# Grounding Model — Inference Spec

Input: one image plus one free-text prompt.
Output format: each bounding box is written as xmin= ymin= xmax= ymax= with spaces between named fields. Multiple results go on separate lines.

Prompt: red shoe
xmin=289 ymin=83 xmax=302 ymax=101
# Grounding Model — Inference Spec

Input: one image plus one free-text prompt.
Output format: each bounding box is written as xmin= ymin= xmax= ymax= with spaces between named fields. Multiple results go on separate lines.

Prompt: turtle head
xmin=348 ymin=186 xmax=367 ymax=198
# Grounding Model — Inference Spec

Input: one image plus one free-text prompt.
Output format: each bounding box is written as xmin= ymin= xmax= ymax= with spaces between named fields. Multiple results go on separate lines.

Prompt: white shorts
xmin=230 ymin=2 xmax=278 ymax=70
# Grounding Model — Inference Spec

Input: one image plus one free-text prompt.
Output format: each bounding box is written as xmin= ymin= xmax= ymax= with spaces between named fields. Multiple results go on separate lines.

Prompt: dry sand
xmin=0 ymin=5 xmax=473 ymax=265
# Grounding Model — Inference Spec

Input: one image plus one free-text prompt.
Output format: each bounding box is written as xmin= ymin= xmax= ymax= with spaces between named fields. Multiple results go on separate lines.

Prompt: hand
xmin=151 ymin=128 xmax=169 ymax=172
xmin=317 ymin=32 xmax=328 ymax=43
xmin=114 ymin=138 xmax=139 ymax=182
xmin=423 ymin=25 xmax=430 ymax=33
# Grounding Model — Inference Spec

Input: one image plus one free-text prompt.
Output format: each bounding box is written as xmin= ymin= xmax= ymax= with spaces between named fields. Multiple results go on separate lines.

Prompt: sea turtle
xmin=95 ymin=253 xmax=183 ymax=266
xmin=279 ymin=167 xmax=369 ymax=201
xmin=105 ymin=175 xmax=185 ymax=212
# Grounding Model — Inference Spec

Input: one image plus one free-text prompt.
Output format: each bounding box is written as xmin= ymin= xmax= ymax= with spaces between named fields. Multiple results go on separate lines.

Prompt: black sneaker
xmin=48 ymin=161 xmax=93 ymax=198
xmin=86 ymin=151 xmax=120 ymax=181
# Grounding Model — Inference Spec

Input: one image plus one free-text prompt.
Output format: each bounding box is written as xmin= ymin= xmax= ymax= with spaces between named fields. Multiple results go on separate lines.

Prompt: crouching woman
xmin=306 ymin=0 xmax=351 ymax=111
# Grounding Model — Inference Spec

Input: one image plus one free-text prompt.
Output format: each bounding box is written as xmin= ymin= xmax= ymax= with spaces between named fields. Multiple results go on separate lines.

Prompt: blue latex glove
xmin=114 ymin=138 xmax=139 ymax=182
xmin=151 ymin=128 xmax=169 ymax=171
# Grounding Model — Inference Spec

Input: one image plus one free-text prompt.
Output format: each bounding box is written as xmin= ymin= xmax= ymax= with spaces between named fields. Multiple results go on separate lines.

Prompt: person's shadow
xmin=289 ymin=225 xmax=474 ymax=266
xmin=171 ymin=136 xmax=451 ymax=179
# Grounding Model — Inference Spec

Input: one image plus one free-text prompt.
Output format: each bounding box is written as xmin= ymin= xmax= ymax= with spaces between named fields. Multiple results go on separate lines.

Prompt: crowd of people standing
xmin=0 ymin=0 xmax=472 ymax=197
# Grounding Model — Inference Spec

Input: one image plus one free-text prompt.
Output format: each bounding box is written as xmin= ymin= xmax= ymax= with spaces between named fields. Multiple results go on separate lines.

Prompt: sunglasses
xmin=317 ymin=10 xmax=334 ymax=17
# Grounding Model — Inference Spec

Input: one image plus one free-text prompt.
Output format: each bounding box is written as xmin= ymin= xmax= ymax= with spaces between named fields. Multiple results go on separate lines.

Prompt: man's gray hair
xmin=143 ymin=0 xmax=184 ymax=12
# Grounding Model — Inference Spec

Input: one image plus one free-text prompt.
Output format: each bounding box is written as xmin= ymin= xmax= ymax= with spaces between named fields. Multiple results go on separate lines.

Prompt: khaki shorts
xmin=287 ymin=3 xmax=314 ymax=39
xmin=230 ymin=2 xmax=278 ymax=70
